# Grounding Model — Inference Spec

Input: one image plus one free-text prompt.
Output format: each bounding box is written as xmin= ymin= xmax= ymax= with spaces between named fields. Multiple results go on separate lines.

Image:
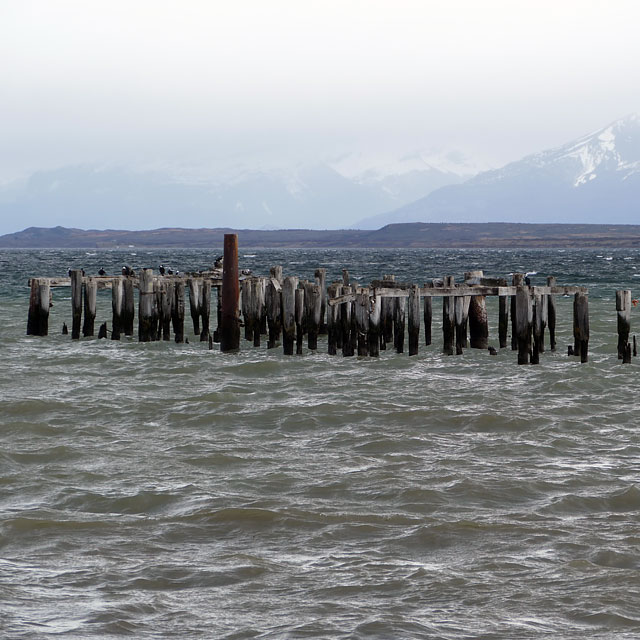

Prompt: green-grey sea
xmin=2 ymin=247 xmax=640 ymax=639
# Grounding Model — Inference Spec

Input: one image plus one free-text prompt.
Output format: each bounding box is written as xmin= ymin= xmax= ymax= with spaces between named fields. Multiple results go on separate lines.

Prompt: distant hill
xmin=3 ymin=223 xmax=640 ymax=248
xmin=356 ymin=114 xmax=640 ymax=229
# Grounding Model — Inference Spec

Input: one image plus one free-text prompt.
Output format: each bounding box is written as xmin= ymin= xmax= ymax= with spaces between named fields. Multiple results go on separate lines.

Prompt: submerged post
xmin=111 ymin=276 xmax=124 ymax=340
xmin=616 ymin=290 xmax=631 ymax=360
xmin=27 ymin=278 xmax=50 ymax=336
xmin=442 ymin=276 xmax=455 ymax=355
xmin=574 ymin=292 xmax=589 ymax=363
xmin=466 ymin=270 xmax=489 ymax=349
xmin=82 ymin=277 xmax=97 ymax=337
xmin=220 ymin=233 xmax=240 ymax=352
xmin=546 ymin=276 xmax=557 ymax=351
xmin=408 ymin=284 xmax=420 ymax=356
xmin=173 ymin=279 xmax=185 ymax=343
xmin=282 ymin=276 xmax=297 ymax=355
xmin=70 ymin=269 xmax=83 ymax=340
xmin=498 ymin=278 xmax=508 ymax=349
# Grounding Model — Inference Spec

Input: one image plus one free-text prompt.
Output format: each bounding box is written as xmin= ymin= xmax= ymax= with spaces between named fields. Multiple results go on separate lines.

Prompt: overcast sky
xmin=2 ymin=0 xmax=640 ymax=181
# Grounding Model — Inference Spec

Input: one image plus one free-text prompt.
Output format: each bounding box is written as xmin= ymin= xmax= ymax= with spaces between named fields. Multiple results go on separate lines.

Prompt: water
xmin=2 ymin=248 xmax=640 ymax=638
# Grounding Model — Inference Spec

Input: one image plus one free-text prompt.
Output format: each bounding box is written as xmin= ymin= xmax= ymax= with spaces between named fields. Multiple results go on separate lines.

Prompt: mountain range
xmin=0 ymin=115 xmax=638 ymax=233
xmin=358 ymin=114 xmax=640 ymax=228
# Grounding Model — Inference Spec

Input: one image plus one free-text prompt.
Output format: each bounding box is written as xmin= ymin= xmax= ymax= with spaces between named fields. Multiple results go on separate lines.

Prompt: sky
xmin=2 ymin=0 xmax=640 ymax=182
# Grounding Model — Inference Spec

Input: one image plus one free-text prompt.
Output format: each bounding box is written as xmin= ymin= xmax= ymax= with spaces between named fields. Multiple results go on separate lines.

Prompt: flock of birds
xmin=83 ymin=256 xmax=252 ymax=278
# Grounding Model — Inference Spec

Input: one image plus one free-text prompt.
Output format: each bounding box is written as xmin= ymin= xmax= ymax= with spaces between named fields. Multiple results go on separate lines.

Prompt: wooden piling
xmin=70 ymin=269 xmax=83 ymax=340
xmin=515 ymin=285 xmax=532 ymax=365
xmin=241 ymin=278 xmax=253 ymax=341
xmin=138 ymin=269 xmax=155 ymax=342
xmin=531 ymin=292 xmax=542 ymax=364
xmin=161 ymin=280 xmax=174 ymax=341
xmin=111 ymin=276 xmax=124 ymax=340
xmin=27 ymin=278 xmax=50 ymax=336
xmin=454 ymin=293 xmax=470 ymax=355
xmin=281 ymin=276 xmax=298 ymax=355
xmin=511 ymin=273 xmax=524 ymax=350
xmin=172 ymin=280 xmax=185 ymax=343
xmin=498 ymin=278 xmax=508 ymax=349
xmin=188 ymin=278 xmax=201 ymax=336
xmin=616 ymin=290 xmax=631 ymax=360
xmin=220 ymin=233 xmax=240 ymax=352
xmin=295 ymin=287 xmax=305 ymax=355
xmin=423 ymin=280 xmax=433 ymax=346
xmin=123 ymin=276 xmax=135 ymax=336
xmin=213 ymin=285 xmax=221 ymax=343
xmin=369 ymin=292 xmax=381 ymax=357
xmin=82 ymin=277 xmax=97 ymax=337
xmin=251 ymin=278 xmax=264 ymax=346
xmin=355 ymin=288 xmax=370 ymax=356
xmin=547 ymin=276 xmax=557 ymax=351
xmin=258 ymin=278 xmax=267 ymax=336
xmin=408 ymin=284 xmax=420 ymax=356
xmin=98 ymin=322 xmax=108 ymax=339
xmin=394 ymin=297 xmax=406 ymax=354
xmin=574 ymin=292 xmax=589 ymax=363
xmin=265 ymin=278 xmax=282 ymax=349
xmin=270 ymin=265 xmax=283 ymax=284
xmin=200 ymin=279 xmax=211 ymax=342
xmin=442 ymin=275 xmax=456 ymax=355
xmin=341 ymin=285 xmax=354 ymax=357
xmin=466 ymin=270 xmax=488 ymax=349
xmin=327 ymin=283 xmax=340 ymax=355
xmin=304 ymin=281 xmax=322 ymax=350
xmin=315 ymin=268 xmax=327 ymax=334
xmin=623 ymin=341 xmax=632 ymax=364
xmin=381 ymin=275 xmax=395 ymax=349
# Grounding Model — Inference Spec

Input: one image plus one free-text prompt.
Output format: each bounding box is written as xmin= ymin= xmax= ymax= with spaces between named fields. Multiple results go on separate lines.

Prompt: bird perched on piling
xmin=98 ymin=268 xmax=106 ymax=276
xmin=159 ymin=265 xmax=165 ymax=275
xmin=214 ymin=256 xmax=223 ymax=268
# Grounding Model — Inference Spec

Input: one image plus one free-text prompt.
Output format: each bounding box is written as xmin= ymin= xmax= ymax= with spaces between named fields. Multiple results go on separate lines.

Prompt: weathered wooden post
xmin=200 ymin=279 xmax=211 ymax=342
xmin=252 ymin=278 xmax=265 ymax=346
xmin=355 ymin=288 xmax=370 ymax=356
xmin=258 ymin=278 xmax=267 ymax=336
xmin=111 ymin=276 xmax=124 ymax=340
xmin=511 ymin=273 xmax=524 ymax=350
xmin=138 ymin=269 xmax=155 ymax=342
xmin=220 ymin=233 xmax=240 ymax=352
xmin=270 ymin=265 xmax=283 ymax=284
xmin=454 ymin=293 xmax=470 ymax=355
xmin=315 ymin=268 xmax=327 ymax=334
xmin=161 ymin=280 xmax=174 ymax=341
xmin=241 ymin=278 xmax=253 ymax=341
xmin=123 ymin=276 xmax=135 ymax=336
xmin=70 ymin=269 xmax=83 ymax=340
xmin=213 ymin=285 xmax=222 ymax=343
xmin=304 ymin=281 xmax=322 ymax=350
xmin=82 ymin=277 xmax=97 ymax=337
xmin=295 ymin=287 xmax=305 ymax=355
xmin=530 ymin=292 xmax=542 ymax=364
xmin=623 ymin=341 xmax=632 ymax=364
xmin=281 ymin=276 xmax=298 ymax=355
xmin=394 ymin=296 xmax=406 ymax=354
xmin=326 ymin=283 xmax=340 ymax=355
xmin=172 ymin=279 xmax=185 ymax=343
xmin=408 ymin=285 xmax=420 ymax=356
xmin=498 ymin=278 xmax=508 ymax=349
xmin=369 ymin=292 xmax=381 ymax=357
xmin=424 ymin=280 xmax=433 ymax=346
xmin=515 ymin=285 xmax=532 ymax=365
xmin=265 ymin=278 xmax=282 ymax=349
xmin=574 ymin=292 xmax=589 ymax=363
xmin=381 ymin=275 xmax=395 ymax=349
xmin=188 ymin=278 xmax=201 ymax=336
xmin=27 ymin=278 xmax=50 ymax=336
xmin=342 ymin=269 xmax=350 ymax=286
xmin=616 ymin=290 xmax=631 ymax=360
xmin=341 ymin=285 xmax=354 ymax=357
xmin=465 ymin=270 xmax=488 ymax=349
xmin=442 ymin=276 xmax=455 ymax=355
xmin=546 ymin=276 xmax=557 ymax=351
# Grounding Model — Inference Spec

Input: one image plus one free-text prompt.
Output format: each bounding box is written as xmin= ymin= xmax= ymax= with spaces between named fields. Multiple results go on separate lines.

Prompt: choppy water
xmin=2 ymin=247 xmax=640 ymax=639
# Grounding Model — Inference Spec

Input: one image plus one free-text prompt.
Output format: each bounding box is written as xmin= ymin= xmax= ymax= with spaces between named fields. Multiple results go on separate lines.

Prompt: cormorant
xmin=98 ymin=268 xmax=106 ymax=276
xmin=159 ymin=265 xmax=165 ymax=275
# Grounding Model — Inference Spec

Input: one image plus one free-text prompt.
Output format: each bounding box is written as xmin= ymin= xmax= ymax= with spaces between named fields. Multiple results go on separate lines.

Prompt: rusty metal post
xmin=220 ymin=233 xmax=240 ymax=351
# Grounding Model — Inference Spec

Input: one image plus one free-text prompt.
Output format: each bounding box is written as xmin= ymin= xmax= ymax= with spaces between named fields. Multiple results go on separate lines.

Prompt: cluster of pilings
xmin=25 ymin=233 xmax=604 ymax=365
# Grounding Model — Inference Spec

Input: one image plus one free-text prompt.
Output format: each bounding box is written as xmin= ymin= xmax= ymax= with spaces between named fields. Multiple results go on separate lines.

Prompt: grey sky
xmin=2 ymin=0 xmax=640 ymax=181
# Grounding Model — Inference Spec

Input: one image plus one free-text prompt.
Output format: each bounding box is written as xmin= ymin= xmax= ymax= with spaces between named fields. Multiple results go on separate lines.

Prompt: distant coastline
xmin=2 ymin=222 xmax=640 ymax=249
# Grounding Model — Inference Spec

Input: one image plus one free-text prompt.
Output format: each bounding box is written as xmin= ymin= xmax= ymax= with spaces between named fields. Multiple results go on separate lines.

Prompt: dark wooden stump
xmin=220 ymin=234 xmax=240 ymax=352
xmin=70 ymin=269 xmax=83 ymax=340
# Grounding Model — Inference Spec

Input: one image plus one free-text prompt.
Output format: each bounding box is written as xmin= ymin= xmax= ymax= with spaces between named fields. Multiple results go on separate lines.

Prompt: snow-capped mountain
xmin=356 ymin=114 xmax=640 ymax=229
xmin=0 ymin=151 xmax=475 ymax=234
